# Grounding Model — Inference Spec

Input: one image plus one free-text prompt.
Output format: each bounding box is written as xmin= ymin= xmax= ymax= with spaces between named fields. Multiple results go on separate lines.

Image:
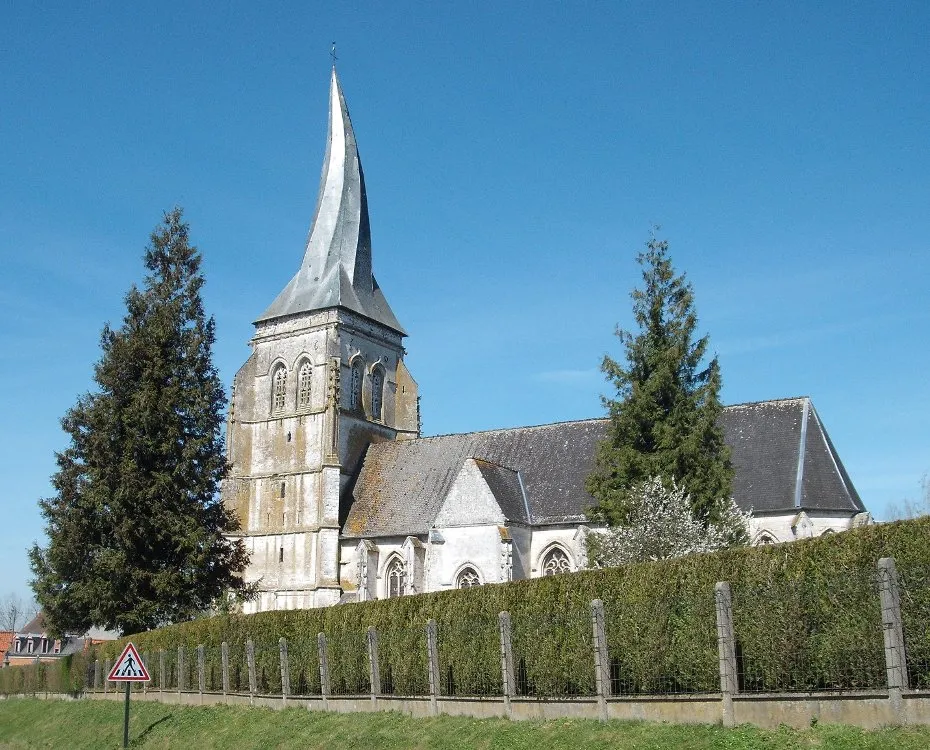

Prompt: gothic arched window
xmin=757 ymin=533 xmax=776 ymax=545
xmin=386 ymin=558 xmax=406 ymax=598
xmin=370 ymin=366 xmax=385 ymax=421
xmin=271 ymin=366 xmax=287 ymax=414
xmin=297 ymin=361 xmax=312 ymax=409
xmin=456 ymin=567 xmax=481 ymax=589
xmin=542 ymin=547 xmax=572 ymax=576
xmin=350 ymin=359 xmax=364 ymax=412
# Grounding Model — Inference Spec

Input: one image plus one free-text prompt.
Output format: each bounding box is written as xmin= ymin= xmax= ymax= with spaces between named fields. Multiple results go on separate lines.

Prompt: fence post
xmin=318 ymin=632 xmax=331 ymax=711
xmin=221 ymin=641 xmax=230 ymax=697
xmin=159 ymin=650 xmax=165 ymax=695
xmin=367 ymin=626 xmax=381 ymax=708
xmin=499 ymin=611 xmax=515 ymax=718
xmin=279 ymin=637 xmax=290 ymax=706
xmin=715 ymin=582 xmax=738 ymax=727
xmin=103 ymin=659 xmax=110 ymax=696
xmin=178 ymin=646 xmax=185 ymax=698
xmin=93 ymin=659 xmax=100 ymax=692
xmin=425 ymin=619 xmax=440 ymax=716
xmin=878 ymin=557 xmax=909 ymax=723
xmin=246 ymin=639 xmax=257 ymax=704
xmin=197 ymin=644 xmax=205 ymax=700
xmin=591 ymin=599 xmax=610 ymax=721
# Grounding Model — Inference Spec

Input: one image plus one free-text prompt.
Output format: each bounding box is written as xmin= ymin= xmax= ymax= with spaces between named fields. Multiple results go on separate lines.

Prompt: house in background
xmin=2 ymin=613 xmax=117 ymax=667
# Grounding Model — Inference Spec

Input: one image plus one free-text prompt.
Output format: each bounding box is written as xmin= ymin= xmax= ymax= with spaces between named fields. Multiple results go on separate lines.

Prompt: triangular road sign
xmin=107 ymin=642 xmax=150 ymax=682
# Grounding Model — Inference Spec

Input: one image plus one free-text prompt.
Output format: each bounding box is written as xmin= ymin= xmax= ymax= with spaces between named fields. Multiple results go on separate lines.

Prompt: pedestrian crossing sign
xmin=107 ymin=642 xmax=150 ymax=682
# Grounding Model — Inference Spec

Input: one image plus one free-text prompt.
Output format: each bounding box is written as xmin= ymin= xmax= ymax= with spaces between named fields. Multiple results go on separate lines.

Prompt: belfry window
xmin=297 ymin=361 xmax=312 ymax=409
xmin=456 ymin=567 xmax=481 ymax=589
xmin=370 ymin=366 xmax=385 ymax=421
xmin=542 ymin=548 xmax=572 ymax=576
xmin=386 ymin=558 xmax=406 ymax=598
xmin=350 ymin=359 xmax=364 ymax=412
xmin=272 ymin=366 xmax=287 ymax=414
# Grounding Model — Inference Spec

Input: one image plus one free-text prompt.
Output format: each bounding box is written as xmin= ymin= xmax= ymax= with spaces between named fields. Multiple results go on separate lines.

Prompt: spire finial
xmin=330 ymin=42 xmax=337 ymax=68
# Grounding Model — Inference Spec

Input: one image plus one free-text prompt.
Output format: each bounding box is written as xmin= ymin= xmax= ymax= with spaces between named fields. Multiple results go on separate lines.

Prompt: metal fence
xmin=2 ymin=556 xmax=927 ymax=708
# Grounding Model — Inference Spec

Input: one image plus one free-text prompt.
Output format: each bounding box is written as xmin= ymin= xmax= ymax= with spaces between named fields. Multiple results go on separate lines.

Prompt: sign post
xmin=107 ymin=642 xmax=151 ymax=748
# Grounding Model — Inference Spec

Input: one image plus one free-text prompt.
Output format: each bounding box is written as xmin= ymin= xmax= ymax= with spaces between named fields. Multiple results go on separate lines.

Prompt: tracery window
xmin=757 ymin=533 xmax=776 ymax=545
xmin=456 ymin=567 xmax=481 ymax=589
xmin=350 ymin=359 xmax=364 ymax=412
xmin=370 ymin=366 xmax=385 ymax=421
xmin=386 ymin=558 xmax=406 ymax=598
xmin=297 ymin=361 xmax=312 ymax=408
xmin=542 ymin=547 xmax=572 ymax=576
xmin=272 ymin=366 xmax=287 ymax=414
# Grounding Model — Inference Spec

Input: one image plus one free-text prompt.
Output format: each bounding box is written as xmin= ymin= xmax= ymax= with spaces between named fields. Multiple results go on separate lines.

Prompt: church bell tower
xmin=223 ymin=68 xmax=419 ymax=612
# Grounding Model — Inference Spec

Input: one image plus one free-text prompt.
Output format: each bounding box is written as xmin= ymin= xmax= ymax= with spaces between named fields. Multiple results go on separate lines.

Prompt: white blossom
xmin=586 ymin=476 xmax=751 ymax=567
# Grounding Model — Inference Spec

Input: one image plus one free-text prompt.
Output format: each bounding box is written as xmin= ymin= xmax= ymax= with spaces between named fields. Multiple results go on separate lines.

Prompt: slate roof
xmin=343 ymin=397 xmax=864 ymax=538
xmin=473 ymin=459 xmax=530 ymax=525
xmin=345 ymin=418 xmax=606 ymax=538
xmin=721 ymin=397 xmax=863 ymax=514
xmin=19 ymin=613 xmax=45 ymax=635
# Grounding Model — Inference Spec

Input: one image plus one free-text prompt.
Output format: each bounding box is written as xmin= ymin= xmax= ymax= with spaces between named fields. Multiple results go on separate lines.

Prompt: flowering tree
xmin=586 ymin=476 xmax=751 ymax=567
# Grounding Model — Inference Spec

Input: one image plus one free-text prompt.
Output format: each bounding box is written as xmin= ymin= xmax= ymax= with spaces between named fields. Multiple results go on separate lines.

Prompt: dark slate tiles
xmin=343 ymin=398 xmax=864 ymax=538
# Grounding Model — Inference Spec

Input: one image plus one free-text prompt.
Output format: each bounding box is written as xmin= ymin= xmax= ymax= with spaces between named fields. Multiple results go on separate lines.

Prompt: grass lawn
xmin=0 ymin=697 xmax=928 ymax=749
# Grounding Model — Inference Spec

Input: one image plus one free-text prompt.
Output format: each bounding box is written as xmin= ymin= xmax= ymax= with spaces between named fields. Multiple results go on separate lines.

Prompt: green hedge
xmin=5 ymin=518 xmax=930 ymax=698
xmin=0 ymin=650 xmax=92 ymax=696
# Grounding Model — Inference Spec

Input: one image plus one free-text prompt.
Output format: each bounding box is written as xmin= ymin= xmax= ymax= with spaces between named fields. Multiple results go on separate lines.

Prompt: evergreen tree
xmin=29 ymin=208 xmax=248 ymax=635
xmin=585 ymin=233 xmax=734 ymax=525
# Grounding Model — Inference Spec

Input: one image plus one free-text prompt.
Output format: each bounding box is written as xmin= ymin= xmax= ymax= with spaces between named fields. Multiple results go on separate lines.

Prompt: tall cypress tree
xmin=30 ymin=208 xmax=248 ymax=635
xmin=585 ymin=233 xmax=733 ymax=525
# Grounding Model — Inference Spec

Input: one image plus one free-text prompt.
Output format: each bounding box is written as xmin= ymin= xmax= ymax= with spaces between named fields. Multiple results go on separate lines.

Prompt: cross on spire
xmin=331 ymin=42 xmax=338 ymax=67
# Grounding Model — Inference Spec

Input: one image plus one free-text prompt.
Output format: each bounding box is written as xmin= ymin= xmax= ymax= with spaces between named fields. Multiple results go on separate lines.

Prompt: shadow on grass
xmin=131 ymin=714 xmax=173 ymax=746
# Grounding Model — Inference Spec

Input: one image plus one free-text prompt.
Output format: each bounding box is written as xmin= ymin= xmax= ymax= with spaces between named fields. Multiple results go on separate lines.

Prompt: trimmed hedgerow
xmin=0 ymin=649 xmax=92 ymax=696
xmin=6 ymin=518 xmax=930 ymax=698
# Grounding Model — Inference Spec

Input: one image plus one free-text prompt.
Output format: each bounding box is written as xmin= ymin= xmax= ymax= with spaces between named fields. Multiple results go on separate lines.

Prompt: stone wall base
xmin=11 ymin=688 xmax=930 ymax=729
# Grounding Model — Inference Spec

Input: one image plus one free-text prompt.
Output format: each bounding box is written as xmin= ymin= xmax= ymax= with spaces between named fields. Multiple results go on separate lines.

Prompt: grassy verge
xmin=1 ymin=697 xmax=928 ymax=749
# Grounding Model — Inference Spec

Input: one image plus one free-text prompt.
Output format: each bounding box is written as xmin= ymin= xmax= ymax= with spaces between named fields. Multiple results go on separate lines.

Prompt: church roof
xmin=722 ymin=397 xmax=863 ymax=515
xmin=342 ymin=397 xmax=864 ymax=538
xmin=255 ymin=68 xmax=404 ymax=334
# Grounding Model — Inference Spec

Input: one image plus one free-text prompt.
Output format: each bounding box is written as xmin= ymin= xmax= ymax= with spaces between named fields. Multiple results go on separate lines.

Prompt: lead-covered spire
xmin=256 ymin=68 xmax=404 ymax=333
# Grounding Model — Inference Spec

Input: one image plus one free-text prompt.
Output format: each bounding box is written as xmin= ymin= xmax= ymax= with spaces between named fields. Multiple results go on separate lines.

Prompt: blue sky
xmin=2 ymin=2 xmax=927 ymax=604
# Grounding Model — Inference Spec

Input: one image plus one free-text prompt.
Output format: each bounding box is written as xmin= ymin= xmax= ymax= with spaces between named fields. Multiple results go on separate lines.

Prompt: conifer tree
xmin=29 ymin=208 xmax=248 ymax=635
xmin=585 ymin=233 xmax=734 ymax=525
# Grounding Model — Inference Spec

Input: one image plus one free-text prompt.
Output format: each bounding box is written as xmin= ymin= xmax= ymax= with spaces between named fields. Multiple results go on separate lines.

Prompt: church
xmin=221 ymin=69 xmax=870 ymax=614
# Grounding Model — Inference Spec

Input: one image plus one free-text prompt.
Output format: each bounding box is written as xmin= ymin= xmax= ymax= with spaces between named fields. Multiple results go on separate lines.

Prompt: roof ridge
xmin=402 ymin=397 xmax=816 ymax=444
xmin=415 ymin=417 xmax=608 ymax=442
xmin=724 ymin=396 xmax=810 ymax=409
